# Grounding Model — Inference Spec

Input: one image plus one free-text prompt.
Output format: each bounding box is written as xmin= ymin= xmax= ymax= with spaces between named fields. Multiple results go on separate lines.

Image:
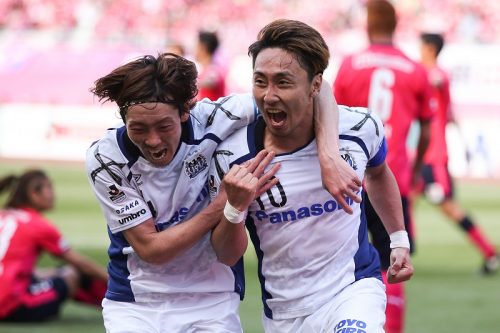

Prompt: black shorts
xmin=421 ymin=163 xmax=455 ymax=204
xmin=1 ymin=276 xmax=69 ymax=322
xmin=363 ymin=191 xmax=415 ymax=270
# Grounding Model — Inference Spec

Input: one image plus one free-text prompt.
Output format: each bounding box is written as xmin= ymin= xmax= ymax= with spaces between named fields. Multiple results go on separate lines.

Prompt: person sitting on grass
xmin=0 ymin=169 xmax=108 ymax=322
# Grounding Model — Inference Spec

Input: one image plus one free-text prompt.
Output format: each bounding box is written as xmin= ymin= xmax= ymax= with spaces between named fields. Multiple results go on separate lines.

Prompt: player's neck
xmin=263 ymin=128 xmax=314 ymax=155
xmin=421 ymin=57 xmax=437 ymax=68
xmin=369 ymin=34 xmax=393 ymax=45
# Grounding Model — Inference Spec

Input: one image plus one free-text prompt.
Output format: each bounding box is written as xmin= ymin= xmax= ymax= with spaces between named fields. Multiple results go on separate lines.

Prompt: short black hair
xmin=198 ymin=31 xmax=219 ymax=55
xmin=421 ymin=33 xmax=445 ymax=56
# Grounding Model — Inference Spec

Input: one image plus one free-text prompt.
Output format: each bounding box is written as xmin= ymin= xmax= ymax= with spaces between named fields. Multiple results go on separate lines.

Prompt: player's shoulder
xmin=86 ymin=126 xmax=128 ymax=168
xmin=214 ymin=119 xmax=254 ymax=160
xmin=87 ymin=125 xmax=120 ymax=151
xmin=338 ymin=104 xmax=380 ymax=122
xmin=338 ymin=105 xmax=384 ymax=137
xmin=191 ymin=93 xmax=254 ymax=117
xmin=188 ymin=93 xmax=255 ymax=135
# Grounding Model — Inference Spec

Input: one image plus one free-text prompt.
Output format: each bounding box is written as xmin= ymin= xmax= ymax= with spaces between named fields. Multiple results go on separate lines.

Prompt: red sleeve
xmin=443 ymin=75 xmax=453 ymax=122
xmin=333 ymin=59 xmax=349 ymax=104
xmin=33 ymin=216 xmax=70 ymax=257
xmin=417 ymin=65 xmax=436 ymax=121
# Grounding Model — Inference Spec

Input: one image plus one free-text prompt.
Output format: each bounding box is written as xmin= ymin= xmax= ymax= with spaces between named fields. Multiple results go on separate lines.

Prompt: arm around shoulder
xmin=364 ymin=162 xmax=414 ymax=283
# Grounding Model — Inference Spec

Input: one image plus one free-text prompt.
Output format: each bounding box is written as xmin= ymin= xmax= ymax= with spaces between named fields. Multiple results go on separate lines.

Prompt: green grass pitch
xmin=1 ymin=161 xmax=499 ymax=332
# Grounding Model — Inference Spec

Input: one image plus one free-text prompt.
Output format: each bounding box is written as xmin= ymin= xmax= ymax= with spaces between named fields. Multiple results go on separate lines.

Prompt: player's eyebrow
xmin=253 ymin=70 xmax=295 ymax=80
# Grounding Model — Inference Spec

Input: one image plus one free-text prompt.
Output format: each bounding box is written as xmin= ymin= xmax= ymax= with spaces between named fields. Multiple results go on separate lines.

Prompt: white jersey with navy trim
xmin=86 ymin=94 xmax=258 ymax=303
xmin=208 ymin=105 xmax=387 ymax=320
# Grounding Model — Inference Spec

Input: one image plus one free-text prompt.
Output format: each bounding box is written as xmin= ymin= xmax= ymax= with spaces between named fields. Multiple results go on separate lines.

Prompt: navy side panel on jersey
xmin=106 ymin=227 xmax=134 ymax=301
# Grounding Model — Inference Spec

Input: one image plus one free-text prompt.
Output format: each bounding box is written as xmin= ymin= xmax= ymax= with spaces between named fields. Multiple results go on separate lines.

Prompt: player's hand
xmin=223 ymin=150 xmax=280 ymax=211
xmin=387 ymin=247 xmax=414 ymax=284
xmin=320 ymin=154 xmax=362 ymax=214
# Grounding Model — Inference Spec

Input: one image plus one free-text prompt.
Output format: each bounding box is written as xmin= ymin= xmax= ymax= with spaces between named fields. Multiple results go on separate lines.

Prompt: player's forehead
xmin=253 ymin=47 xmax=305 ymax=78
xmin=126 ymin=103 xmax=180 ymax=125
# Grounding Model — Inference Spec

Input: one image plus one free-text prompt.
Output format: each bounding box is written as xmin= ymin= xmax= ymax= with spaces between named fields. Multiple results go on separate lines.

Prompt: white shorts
xmin=102 ymin=292 xmax=242 ymax=333
xmin=262 ymin=277 xmax=386 ymax=333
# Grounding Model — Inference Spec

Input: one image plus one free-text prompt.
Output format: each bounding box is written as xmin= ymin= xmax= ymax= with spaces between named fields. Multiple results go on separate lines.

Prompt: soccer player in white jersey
xmin=208 ymin=20 xmax=414 ymax=333
xmin=86 ymin=53 xmax=361 ymax=333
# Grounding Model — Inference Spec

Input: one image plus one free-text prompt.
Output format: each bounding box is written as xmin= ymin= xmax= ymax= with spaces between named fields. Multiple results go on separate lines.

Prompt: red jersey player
xmin=195 ymin=30 xmax=226 ymax=101
xmin=334 ymin=1 xmax=434 ymax=332
xmin=419 ymin=32 xmax=498 ymax=274
xmin=0 ymin=170 xmax=107 ymax=322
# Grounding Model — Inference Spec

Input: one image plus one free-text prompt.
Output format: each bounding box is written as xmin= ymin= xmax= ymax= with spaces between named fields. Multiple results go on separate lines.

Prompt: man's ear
xmin=181 ymin=111 xmax=190 ymax=122
xmin=311 ymin=73 xmax=323 ymax=98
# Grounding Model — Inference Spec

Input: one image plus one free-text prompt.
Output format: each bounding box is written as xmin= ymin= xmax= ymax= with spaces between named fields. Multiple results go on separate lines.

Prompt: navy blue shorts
xmin=1 ymin=276 xmax=69 ymax=322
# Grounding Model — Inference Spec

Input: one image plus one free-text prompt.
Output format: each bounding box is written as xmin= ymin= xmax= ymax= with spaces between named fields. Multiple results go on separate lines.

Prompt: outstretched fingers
xmin=255 ymin=163 xmax=281 ymax=198
xmin=243 ymin=150 xmax=276 ymax=176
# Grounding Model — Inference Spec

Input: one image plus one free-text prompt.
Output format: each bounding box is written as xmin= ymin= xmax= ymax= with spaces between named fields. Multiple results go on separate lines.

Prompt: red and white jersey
xmin=86 ymin=94 xmax=258 ymax=304
xmin=209 ymin=106 xmax=386 ymax=320
xmin=423 ymin=65 xmax=452 ymax=165
xmin=0 ymin=208 xmax=69 ymax=318
xmin=334 ymin=44 xmax=434 ymax=195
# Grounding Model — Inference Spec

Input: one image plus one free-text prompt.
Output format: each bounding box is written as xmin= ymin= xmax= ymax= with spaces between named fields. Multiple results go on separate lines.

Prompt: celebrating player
xmin=86 ymin=52 xmax=360 ymax=332
xmin=333 ymin=1 xmax=434 ymax=332
xmin=418 ymin=32 xmax=498 ymax=274
xmin=0 ymin=169 xmax=108 ymax=322
xmin=209 ymin=19 xmax=413 ymax=333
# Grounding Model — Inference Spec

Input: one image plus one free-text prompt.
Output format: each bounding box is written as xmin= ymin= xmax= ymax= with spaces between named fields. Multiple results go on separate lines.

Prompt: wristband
xmin=223 ymin=201 xmax=247 ymax=224
xmin=389 ymin=230 xmax=410 ymax=249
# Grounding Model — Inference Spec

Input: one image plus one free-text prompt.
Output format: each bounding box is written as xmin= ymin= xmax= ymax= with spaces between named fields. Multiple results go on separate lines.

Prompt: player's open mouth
xmin=151 ymin=149 xmax=167 ymax=160
xmin=267 ymin=109 xmax=286 ymax=127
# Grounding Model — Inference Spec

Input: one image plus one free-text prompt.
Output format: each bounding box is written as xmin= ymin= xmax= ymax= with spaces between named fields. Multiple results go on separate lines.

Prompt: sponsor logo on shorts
xmin=334 ymin=319 xmax=367 ymax=333
xmin=184 ymin=154 xmax=208 ymax=179
xmin=118 ymin=208 xmax=147 ymax=225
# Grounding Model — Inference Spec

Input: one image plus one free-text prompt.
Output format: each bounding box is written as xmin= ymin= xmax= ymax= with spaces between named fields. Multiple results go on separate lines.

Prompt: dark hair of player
xmin=91 ymin=53 xmax=198 ymax=121
xmin=248 ymin=19 xmax=330 ymax=81
xmin=0 ymin=169 xmax=48 ymax=209
xmin=421 ymin=33 xmax=445 ymax=56
xmin=198 ymin=31 xmax=220 ymax=55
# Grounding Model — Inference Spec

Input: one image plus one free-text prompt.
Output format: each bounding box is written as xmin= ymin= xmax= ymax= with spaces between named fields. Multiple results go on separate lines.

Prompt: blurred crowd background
xmin=1 ymin=0 xmax=499 ymax=178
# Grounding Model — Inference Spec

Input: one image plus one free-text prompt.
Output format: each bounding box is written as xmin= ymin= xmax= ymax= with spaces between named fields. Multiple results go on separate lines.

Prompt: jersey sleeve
xmin=34 ymin=217 xmax=71 ymax=257
xmin=208 ymin=142 xmax=233 ymax=201
xmin=191 ymin=93 xmax=259 ymax=141
xmin=86 ymin=145 xmax=153 ymax=234
xmin=367 ymin=110 xmax=387 ymax=167
xmin=343 ymin=106 xmax=387 ymax=168
xmin=417 ymin=65 xmax=436 ymax=121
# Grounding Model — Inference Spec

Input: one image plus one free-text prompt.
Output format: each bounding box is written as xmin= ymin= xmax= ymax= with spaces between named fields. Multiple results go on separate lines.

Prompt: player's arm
xmin=315 ymin=79 xmax=362 ymax=214
xmin=86 ymin=149 xmax=229 ymax=265
xmin=411 ymin=119 xmax=431 ymax=186
xmin=122 ymin=198 xmax=226 ymax=264
xmin=60 ymin=249 xmax=108 ymax=281
xmin=364 ymin=162 xmax=414 ymax=284
xmin=211 ymin=150 xmax=280 ymax=266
